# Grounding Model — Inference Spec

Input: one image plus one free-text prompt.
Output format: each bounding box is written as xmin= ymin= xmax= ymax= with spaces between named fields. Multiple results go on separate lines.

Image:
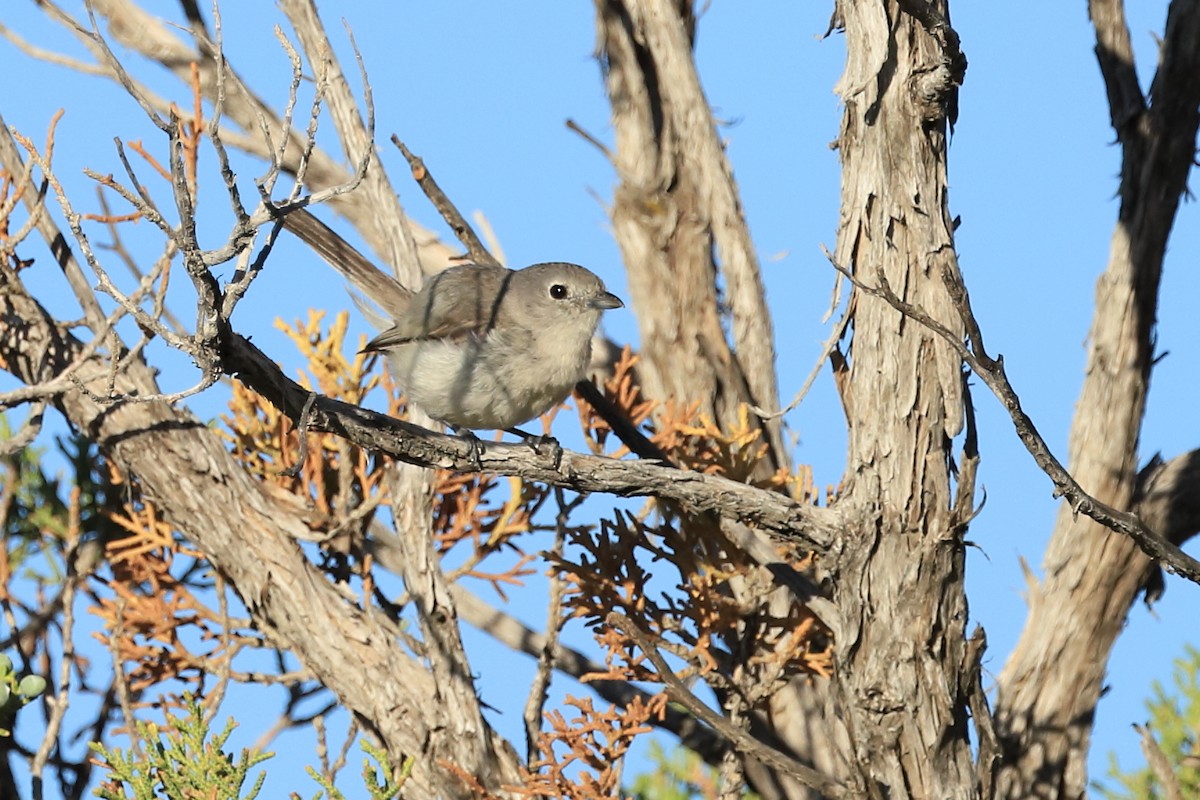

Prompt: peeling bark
xmin=830 ymin=1 xmax=975 ymax=796
xmin=595 ymin=0 xmax=787 ymax=472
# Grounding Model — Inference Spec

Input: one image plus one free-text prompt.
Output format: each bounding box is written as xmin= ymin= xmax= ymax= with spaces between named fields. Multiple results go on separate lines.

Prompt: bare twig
xmin=0 ymin=110 xmax=107 ymax=335
xmin=0 ymin=403 xmax=47 ymax=457
xmin=965 ymin=627 xmax=999 ymax=797
xmin=257 ymin=26 xmax=305 ymax=197
xmin=390 ymin=135 xmax=499 ymax=267
xmin=279 ymin=392 xmax=318 ymax=479
xmin=109 ymin=599 xmax=142 ymax=759
xmin=608 ymin=611 xmax=847 ymax=799
xmin=565 ymin=118 xmax=613 ymax=161
xmin=79 ymin=0 xmax=170 ymax=131
xmin=30 ymin=493 xmax=82 ymax=798
xmin=523 ymin=491 xmax=579 ymax=760
xmin=825 ymin=245 xmax=1200 ymax=583
xmin=0 ymin=19 xmax=108 ymax=76
xmin=16 ymin=137 xmax=194 ymax=354
xmin=1135 ymin=723 xmax=1185 ymax=800
xmin=94 ymin=187 xmax=187 ymax=335
xmin=204 ymin=574 xmax=235 ymax=723
xmin=750 ymin=299 xmax=851 ymax=421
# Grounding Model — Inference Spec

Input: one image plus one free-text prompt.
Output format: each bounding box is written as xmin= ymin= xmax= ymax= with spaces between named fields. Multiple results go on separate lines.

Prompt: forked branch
xmin=827 ymin=248 xmax=1200 ymax=584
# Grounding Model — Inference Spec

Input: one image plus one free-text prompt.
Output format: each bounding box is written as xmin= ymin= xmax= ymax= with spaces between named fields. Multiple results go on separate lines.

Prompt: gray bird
xmin=280 ymin=209 xmax=622 ymax=438
xmin=360 ymin=261 xmax=623 ymax=432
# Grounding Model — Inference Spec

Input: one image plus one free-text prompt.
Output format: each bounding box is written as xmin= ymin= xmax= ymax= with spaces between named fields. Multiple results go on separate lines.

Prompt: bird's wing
xmin=363 ymin=264 xmax=513 ymax=350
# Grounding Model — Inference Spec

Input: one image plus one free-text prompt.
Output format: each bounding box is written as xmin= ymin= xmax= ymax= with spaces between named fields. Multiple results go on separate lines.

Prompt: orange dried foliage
xmin=574 ymin=348 xmax=656 ymax=457
xmin=549 ymin=390 xmax=835 ymax=737
xmin=577 ymin=348 xmax=827 ymax=505
xmin=220 ymin=311 xmax=388 ymax=533
xmin=434 ymin=472 xmax=544 ymax=596
xmin=512 ymin=694 xmax=666 ymax=800
xmin=91 ymin=500 xmax=232 ymax=695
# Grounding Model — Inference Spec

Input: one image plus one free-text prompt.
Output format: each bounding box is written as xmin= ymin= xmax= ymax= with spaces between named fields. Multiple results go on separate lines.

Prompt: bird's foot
xmin=506 ymin=427 xmax=563 ymax=469
xmin=450 ymin=425 xmax=485 ymax=471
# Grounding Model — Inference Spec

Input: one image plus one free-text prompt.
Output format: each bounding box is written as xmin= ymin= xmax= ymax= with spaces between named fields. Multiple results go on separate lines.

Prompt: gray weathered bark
xmin=992 ymin=2 xmax=1200 ymax=797
xmin=595 ymin=0 xmax=788 ymax=472
xmin=828 ymin=1 xmax=976 ymax=796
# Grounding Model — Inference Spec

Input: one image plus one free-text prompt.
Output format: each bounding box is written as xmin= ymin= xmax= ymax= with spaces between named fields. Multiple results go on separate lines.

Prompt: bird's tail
xmin=276 ymin=206 xmax=412 ymax=317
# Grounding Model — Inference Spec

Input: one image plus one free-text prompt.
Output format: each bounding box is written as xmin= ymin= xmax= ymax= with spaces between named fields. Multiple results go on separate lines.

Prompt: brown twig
xmin=607 ymin=611 xmax=847 ymax=799
xmin=573 ymin=379 xmax=670 ymax=463
xmin=390 ymin=135 xmax=499 ymax=267
xmin=964 ymin=626 xmax=999 ymax=797
xmin=1135 ymin=723 xmax=1185 ymax=800
xmin=825 ymin=245 xmax=1200 ymax=584
xmin=279 ymin=392 xmax=319 ymax=479
xmin=565 ymin=118 xmax=613 ymax=161
xmin=30 ymin=489 xmax=82 ymax=795
xmin=523 ymin=490 xmax=576 ymax=761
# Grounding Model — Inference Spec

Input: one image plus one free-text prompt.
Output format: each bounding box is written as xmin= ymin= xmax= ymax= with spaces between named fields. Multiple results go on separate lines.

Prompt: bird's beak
xmin=590 ymin=291 xmax=624 ymax=311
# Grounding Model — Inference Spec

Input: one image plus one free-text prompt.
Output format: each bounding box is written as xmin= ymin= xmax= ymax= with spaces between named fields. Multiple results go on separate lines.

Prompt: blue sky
xmin=3 ymin=1 xmax=1198 ymax=797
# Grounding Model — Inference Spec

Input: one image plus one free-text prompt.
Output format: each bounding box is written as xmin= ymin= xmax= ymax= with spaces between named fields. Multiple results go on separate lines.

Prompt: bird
xmin=278 ymin=208 xmax=622 ymax=440
xmin=359 ymin=260 xmax=623 ymax=433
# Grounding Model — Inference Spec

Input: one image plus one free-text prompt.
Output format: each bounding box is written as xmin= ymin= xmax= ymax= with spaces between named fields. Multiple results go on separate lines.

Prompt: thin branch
xmin=18 ymin=140 xmax=193 ymax=353
xmin=0 ymin=110 xmax=108 ymax=335
xmin=523 ymin=492 xmax=577 ymax=761
xmin=256 ymin=25 xmax=305 ymax=197
xmin=30 ymin=497 xmax=82 ymax=797
xmin=750 ymin=300 xmax=851 ymax=421
xmin=80 ymin=0 xmax=170 ymax=132
xmin=108 ymin=599 xmax=141 ymax=759
xmin=608 ymin=611 xmax=847 ymax=799
xmin=826 ymin=246 xmax=1200 ymax=584
xmin=0 ymin=403 xmax=47 ymax=457
xmin=390 ymin=136 xmax=499 ymax=267
xmin=1134 ymin=723 xmax=1185 ymax=800
xmin=93 ymin=187 xmax=187 ymax=335
xmin=965 ymin=626 xmax=999 ymax=797
xmin=218 ymin=327 xmax=842 ymax=553
xmin=0 ymin=20 xmax=109 ymax=76
xmin=565 ymin=118 xmax=614 ymax=161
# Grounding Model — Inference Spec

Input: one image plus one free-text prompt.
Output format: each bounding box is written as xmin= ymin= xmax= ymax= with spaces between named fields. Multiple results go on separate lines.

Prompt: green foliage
xmin=628 ymin=740 xmax=761 ymax=800
xmin=2 ymin=419 xmax=69 ymax=575
xmin=2 ymin=418 xmax=120 ymax=582
xmin=90 ymin=694 xmax=272 ymax=800
xmin=90 ymin=693 xmax=414 ymax=800
xmin=1099 ymin=644 xmax=1200 ymax=799
xmin=0 ymin=652 xmax=48 ymax=737
xmin=296 ymin=739 xmax=413 ymax=800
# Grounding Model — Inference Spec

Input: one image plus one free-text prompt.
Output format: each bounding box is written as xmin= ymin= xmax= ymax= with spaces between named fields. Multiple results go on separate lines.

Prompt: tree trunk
xmin=992 ymin=3 xmax=1200 ymax=797
xmin=595 ymin=0 xmax=787 ymax=472
xmin=830 ymin=1 xmax=977 ymax=795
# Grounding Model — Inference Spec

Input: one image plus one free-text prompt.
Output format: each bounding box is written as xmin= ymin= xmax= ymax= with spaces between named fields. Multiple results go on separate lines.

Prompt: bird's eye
xmin=549 ymin=284 xmax=569 ymax=300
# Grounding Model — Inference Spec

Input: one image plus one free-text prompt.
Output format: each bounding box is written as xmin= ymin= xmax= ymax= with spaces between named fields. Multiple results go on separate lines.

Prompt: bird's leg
xmin=506 ymin=427 xmax=562 ymax=469
xmin=449 ymin=424 xmax=485 ymax=471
